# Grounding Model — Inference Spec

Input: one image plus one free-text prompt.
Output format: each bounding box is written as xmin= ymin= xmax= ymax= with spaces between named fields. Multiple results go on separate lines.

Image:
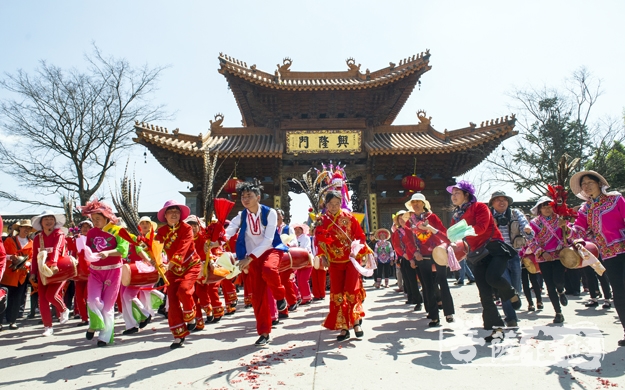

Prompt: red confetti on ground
xmin=278 ymin=381 xmax=286 ymax=385
xmin=151 ymin=327 xmax=157 ymax=332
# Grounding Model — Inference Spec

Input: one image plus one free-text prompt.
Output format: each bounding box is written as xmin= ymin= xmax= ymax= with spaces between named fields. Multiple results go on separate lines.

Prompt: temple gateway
xmin=134 ymin=50 xmax=516 ymax=228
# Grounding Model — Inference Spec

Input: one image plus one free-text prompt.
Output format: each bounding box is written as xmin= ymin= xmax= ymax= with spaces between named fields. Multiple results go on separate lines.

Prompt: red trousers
xmin=166 ymin=264 xmax=201 ymax=339
xmin=311 ymin=268 xmax=327 ymax=299
xmin=279 ymin=269 xmax=299 ymax=305
xmin=323 ymin=261 xmax=364 ymax=330
xmin=38 ymin=280 xmax=67 ymax=327
xmin=249 ymin=249 xmax=285 ymax=335
xmin=221 ymin=278 xmax=238 ymax=307
xmin=74 ymin=280 xmax=88 ymax=321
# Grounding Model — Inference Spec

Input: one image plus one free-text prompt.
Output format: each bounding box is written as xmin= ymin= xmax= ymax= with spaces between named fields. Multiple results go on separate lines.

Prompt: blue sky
xmin=1 ymin=1 xmax=623 ymax=223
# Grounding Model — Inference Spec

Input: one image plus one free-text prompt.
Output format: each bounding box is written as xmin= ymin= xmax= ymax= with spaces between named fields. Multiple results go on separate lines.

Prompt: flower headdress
xmin=79 ymin=197 xmax=119 ymax=224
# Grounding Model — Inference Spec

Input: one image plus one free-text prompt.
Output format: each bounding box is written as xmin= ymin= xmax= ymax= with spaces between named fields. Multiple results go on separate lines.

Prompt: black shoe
xmin=224 ymin=310 xmax=236 ymax=316
xmin=276 ymin=299 xmax=287 ymax=311
xmin=445 ymin=315 xmax=454 ymax=323
xmin=97 ymin=341 xmax=108 ymax=347
xmin=467 ymin=280 xmax=475 ymax=285
xmin=8 ymin=323 xmax=18 ymax=330
xmin=527 ymin=304 xmax=535 ymax=312
xmin=585 ymin=300 xmax=599 ymax=308
xmin=255 ymin=335 xmax=270 ymax=346
xmin=559 ymin=293 xmax=568 ymax=307
xmin=414 ymin=304 xmax=422 ymax=311
xmin=76 ymin=321 xmax=89 ymax=327
xmin=354 ymin=325 xmax=364 ymax=338
xmin=603 ymin=300 xmax=612 ymax=309
xmin=510 ymin=294 xmax=522 ymax=310
xmin=122 ymin=327 xmax=139 ymax=335
xmin=288 ymin=302 xmax=299 ymax=312
xmin=86 ymin=330 xmax=95 ymax=340
xmin=428 ymin=319 xmax=441 ymax=327
xmin=170 ymin=338 xmax=185 ymax=349
xmin=139 ymin=315 xmax=152 ymax=329
xmin=537 ymin=302 xmax=544 ymax=310
xmin=186 ymin=321 xmax=196 ymax=332
xmin=337 ymin=329 xmax=350 ymax=341
xmin=278 ymin=312 xmax=289 ymax=319
xmin=312 ymin=297 xmax=324 ymax=301
xmin=506 ymin=320 xmax=518 ymax=327
xmin=553 ymin=313 xmax=564 ymax=323
xmin=618 ymin=339 xmax=625 ymax=347
xmin=211 ymin=316 xmax=222 ymax=323
xmin=27 ymin=313 xmax=36 ymax=319
xmin=454 ymin=280 xmax=464 ymax=286
xmin=484 ymin=328 xmax=504 ymax=343
xmin=206 ymin=315 xmax=214 ymax=323
xmin=271 ymin=319 xmax=280 ymax=327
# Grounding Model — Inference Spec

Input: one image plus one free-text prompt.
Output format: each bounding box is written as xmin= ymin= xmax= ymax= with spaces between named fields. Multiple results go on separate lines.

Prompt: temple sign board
xmin=286 ymin=130 xmax=362 ymax=155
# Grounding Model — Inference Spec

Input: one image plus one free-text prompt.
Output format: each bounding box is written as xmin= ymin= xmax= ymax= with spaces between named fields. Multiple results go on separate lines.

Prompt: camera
xmin=495 ymin=215 xmax=509 ymax=226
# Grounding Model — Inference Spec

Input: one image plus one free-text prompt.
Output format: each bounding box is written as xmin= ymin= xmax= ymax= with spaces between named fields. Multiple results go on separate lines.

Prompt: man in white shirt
xmin=225 ymin=181 xmax=287 ymax=346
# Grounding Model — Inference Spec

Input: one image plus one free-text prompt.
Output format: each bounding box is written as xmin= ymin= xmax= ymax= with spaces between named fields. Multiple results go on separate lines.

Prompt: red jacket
xmin=450 ymin=202 xmax=503 ymax=250
xmin=391 ymin=229 xmax=405 ymax=258
xmin=405 ymin=212 xmax=450 ymax=256
xmin=156 ymin=222 xmax=199 ymax=275
xmin=401 ymin=226 xmax=420 ymax=259
xmin=32 ymin=229 xmax=66 ymax=276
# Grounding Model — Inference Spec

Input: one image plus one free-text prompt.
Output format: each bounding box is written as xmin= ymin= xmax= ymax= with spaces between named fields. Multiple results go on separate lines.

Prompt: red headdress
xmin=79 ymin=197 xmax=119 ymax=224
xmin=546 ymin=184 xmax=577 ymax=218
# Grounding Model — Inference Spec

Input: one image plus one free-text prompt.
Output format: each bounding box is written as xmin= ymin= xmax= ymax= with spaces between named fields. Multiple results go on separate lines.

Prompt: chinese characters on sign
xmin=286 ymin=130 xmax=362 ymax=154
xmin=369 ymin=194 xmax=378 ymax=231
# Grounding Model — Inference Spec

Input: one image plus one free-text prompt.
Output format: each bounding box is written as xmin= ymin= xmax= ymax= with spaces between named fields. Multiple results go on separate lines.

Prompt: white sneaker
xmin=42 ymin=327 xmax=54 ymax=336
xmin=59 ymin=308 xmax=70 ymax=324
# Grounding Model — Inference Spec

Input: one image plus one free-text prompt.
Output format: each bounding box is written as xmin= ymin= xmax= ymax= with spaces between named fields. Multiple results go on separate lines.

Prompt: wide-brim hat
xmin=488 ymin=191 xmax=514 ymax=206
xmin=530 ymin=196 xmax=553 ymax=216
xmin=138 ymin=216 xmax=158 ymax=232
xmin=291 ymin=223 xmax=310 ymax=236
xmin=570 ymin=170 xmax=610 ymax=200
xmin=12 ymin=219 xmax=34 ymax=232
xmin=31 ymin=211 xmax=66 ymax=231
xmin=392 ymin=210 xmax=407 ymax=224
xmin=374 ymin=228 xmax=391 ymax=240
xmin=158 ymin=200 xmax=191 ymax=223
xmin=446 ymin=180 xmax=477 ymax=201
xmin=404 ymin=192 xmax=431 ymax=212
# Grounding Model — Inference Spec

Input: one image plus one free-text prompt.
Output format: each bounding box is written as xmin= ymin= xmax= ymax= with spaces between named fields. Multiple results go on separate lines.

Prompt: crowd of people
xmin=1 ymin=168 xmax=624 ymax=348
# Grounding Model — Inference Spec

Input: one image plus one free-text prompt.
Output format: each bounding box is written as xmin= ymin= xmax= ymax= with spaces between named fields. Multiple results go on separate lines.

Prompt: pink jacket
xmin=572 ymin=194 xmax=625 ymax=259
xmin=526 ymin=215 xmax=570 ymax=263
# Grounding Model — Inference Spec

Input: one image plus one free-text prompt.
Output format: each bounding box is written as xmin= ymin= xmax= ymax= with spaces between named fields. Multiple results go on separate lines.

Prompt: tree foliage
xmin=485 ymin=67 xmax=614 ymax=197
xmin=0 ymin=46 xmax=168 ymax=208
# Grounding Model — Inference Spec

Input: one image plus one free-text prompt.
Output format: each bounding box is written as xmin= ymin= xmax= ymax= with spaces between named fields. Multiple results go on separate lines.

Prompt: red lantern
xmin=402 ymin=175 xmax=425 ymax=192
xmin=224 ymin=177 xmax=242 ymax=196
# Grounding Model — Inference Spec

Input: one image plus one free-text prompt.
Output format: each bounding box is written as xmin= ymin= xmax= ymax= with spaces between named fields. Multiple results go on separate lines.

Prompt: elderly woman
xmin=448 ymin=181 xmax=520 ymax=340
xmin=314 ymin=190 xmax=369 ymax=341
xmin=568 ymin=170 xmax=625 ymax=346
xmin=79 ymin=199 xmax=129 ymax=347
xmin=526 ymin=196 xmax=569 ymax=323
xmin=30 ymin=211 xmax=71 ymax=336
xmin=404 ymin=192 xmax=455 ymax=325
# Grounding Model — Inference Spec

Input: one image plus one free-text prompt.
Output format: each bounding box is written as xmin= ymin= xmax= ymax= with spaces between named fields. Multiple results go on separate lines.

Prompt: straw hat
xmin=404 ymin=192 xmax=431 ymax=212
xmin=374 ymin=228 xmax=391 ymax=240
xmin=12 ymin=219 xmax=34 ymax=232
xmin=569 ymin=170 xmax=611 ymax=200
xmin=31 ymin=211 xmax=66 ymax=231
xmin=157 ymin=200 xmax=191 ymax=223
xmin=184 ymin=214 xmax=206 ymax=228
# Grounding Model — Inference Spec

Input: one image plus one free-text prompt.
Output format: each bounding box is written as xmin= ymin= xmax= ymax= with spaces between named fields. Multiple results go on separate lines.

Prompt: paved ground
xmin=2 ymin=279 xmax=625 ymax=389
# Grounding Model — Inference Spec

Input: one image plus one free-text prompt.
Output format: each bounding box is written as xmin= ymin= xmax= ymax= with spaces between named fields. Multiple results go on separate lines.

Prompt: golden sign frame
xmin=286 ymin=130 xmax=362 ymax=154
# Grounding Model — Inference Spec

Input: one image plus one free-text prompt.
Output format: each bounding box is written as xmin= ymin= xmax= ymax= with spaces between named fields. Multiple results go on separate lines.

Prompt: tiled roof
xmin=217 ymin=51 xmax=431 ymax=91
xmin=367 ymin=116 xmax=516 ymax=155
xmin=134 ymin=122 xmax=282 ymax=158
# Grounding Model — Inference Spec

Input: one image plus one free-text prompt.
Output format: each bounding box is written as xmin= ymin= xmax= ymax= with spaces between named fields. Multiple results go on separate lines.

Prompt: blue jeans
xmin=502 ymin=254 xmax=522 ymax=322
xmin=458 ymin=259 xmax=475 ymax=283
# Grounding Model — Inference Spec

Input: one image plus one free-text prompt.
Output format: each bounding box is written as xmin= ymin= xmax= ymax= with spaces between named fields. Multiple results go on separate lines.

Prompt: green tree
xmin=486 ymin=68 xmax=604 ymax=197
